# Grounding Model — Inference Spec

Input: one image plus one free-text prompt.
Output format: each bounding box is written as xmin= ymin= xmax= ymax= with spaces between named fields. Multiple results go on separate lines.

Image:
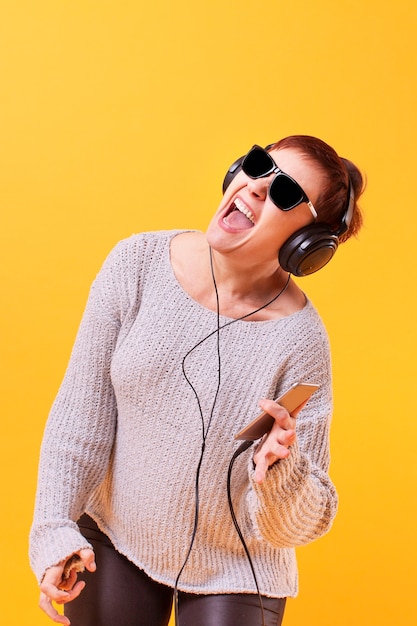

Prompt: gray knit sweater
xmin=30 ymin=230 xmax=338 ymax=598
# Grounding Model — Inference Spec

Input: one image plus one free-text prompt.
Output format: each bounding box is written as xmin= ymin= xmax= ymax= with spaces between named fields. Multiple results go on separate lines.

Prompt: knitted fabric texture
xmin=30 ymin=230 xmax=338 ymax=598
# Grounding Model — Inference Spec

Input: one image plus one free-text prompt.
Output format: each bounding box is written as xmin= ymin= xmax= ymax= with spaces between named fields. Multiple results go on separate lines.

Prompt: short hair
xmin=271 ymin=135 xmax=365 ymax=242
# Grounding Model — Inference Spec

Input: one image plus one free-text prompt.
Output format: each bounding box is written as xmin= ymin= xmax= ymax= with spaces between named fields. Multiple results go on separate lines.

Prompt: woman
xmin=30 ymin=135 xmax=364 ymax=626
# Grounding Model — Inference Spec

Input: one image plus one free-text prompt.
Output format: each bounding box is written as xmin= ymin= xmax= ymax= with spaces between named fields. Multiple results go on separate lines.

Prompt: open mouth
xmin=223 ymin=198 xmax=255 ymax=230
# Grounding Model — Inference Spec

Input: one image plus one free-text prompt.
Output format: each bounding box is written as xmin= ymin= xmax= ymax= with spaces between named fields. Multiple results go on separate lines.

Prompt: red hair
xmin=271 ymin=135 xmax=365 ymax=242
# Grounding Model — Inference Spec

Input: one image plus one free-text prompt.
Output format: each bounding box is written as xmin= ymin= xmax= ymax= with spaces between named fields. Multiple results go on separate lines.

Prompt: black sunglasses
xmin=241 ymin=145 xmax=317 ymax=218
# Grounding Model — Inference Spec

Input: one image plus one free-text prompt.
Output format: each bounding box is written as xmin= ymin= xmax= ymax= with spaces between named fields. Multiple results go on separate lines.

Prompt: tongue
xmin=224 ymin=209 xmax=254 ymax=229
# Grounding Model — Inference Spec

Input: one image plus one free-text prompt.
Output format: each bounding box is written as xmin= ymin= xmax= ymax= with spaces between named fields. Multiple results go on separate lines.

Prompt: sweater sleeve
xmin=245 ymin=321 xmax=338 ymax=549
xmin=29 ymin=238 xmax=138 ymax=583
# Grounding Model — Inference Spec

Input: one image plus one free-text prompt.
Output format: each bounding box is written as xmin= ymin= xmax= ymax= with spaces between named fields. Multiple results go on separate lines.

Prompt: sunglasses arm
xmin=307 ymin=201 xmax=318 ymax=219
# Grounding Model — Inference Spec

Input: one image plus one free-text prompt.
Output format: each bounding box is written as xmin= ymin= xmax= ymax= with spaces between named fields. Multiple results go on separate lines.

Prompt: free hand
xmin=39 ymin=548 xmax=96 ymax=625
xmin=253 ymin=398 xmax=306 ymax=484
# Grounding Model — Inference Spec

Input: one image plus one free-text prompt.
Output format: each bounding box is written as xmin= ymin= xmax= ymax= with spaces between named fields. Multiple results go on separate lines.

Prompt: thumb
xmin=79 ymin=548 xmax=96 ymax=572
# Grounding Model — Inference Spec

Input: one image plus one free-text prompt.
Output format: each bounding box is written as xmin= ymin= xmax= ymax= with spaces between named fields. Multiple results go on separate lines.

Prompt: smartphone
xmin=234 ymin=382 xmax=320 ymax=441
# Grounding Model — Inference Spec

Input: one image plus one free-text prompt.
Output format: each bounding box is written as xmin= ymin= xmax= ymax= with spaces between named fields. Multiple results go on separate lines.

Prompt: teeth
xmin=234 ymin=198 xmax=255 ymax=224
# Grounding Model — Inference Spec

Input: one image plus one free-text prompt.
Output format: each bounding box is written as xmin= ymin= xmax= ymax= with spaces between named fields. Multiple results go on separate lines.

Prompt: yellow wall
xmin=1 ymin=1 xmax=416 ymax=624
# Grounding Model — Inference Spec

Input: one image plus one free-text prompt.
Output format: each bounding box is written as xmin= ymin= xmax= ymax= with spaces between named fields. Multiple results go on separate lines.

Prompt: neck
xmin=209 ymin=247 xmax=289 ymax=304
xmin=169 ymin=232 xmax=299 ymax=321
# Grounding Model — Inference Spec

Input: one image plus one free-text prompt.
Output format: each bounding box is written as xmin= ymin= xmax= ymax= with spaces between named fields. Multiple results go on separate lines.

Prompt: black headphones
xmin=222 ymin=146 xmax=354 ymax=277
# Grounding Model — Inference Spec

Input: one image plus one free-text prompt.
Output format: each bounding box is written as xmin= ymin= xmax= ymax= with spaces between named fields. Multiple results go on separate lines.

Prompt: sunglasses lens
xmin=270 ymin=175 xmax=304 ymax=211
xmin=242 ymin=146 xmax=308 ymax=211
xmin=242 ymin=148 xmax=274 ymax=178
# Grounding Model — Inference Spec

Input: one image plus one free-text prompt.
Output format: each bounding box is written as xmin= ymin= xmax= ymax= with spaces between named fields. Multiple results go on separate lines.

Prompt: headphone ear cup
xmin=222 ymin=156 xmax=245 ymax=194
xmin=279 ymin=224 xmax=340 ymax=276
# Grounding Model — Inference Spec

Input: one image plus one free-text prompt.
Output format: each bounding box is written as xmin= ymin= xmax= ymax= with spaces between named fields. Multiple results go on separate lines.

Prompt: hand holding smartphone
xmin=235 ymin=382 xmax=320 ymax=441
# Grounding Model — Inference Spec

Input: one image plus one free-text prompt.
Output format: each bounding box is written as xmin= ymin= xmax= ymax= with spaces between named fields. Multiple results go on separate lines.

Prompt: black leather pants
xmin=65 ymin=515 xmax=286 ymax=626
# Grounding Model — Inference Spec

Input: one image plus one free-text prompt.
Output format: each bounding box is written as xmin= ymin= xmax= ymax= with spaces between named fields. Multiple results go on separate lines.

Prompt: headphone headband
xmin=335 ymin=180 xmax=354 ymax=237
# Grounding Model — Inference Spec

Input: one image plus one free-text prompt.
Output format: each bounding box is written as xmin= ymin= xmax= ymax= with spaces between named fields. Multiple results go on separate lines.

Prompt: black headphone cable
xmin=173 ymin=248 xmax=290 ymax=625
xmin=173 ymin=249 xmax=223 ymax=625
xmin=227 ymin=439 xmax=266 ymax=626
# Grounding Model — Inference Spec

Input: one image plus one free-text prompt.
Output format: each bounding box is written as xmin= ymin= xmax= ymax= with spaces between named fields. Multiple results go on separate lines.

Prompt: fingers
xmin=253 ymin=398 xmax=297 ymax=484
xmin=253 ymin=451 xmax=270 ymax=485
xmin=39 ymin=578 xmax=86 ymax=624
xmin=39 ymin=591 xmax=71 ymax=625
xmin=258 ymin=398 xmax=296 ymax=429
xmin=39 ymin=579 xmax=86 ymax=624
xmin=39 ymin=550 xmax=95 ymax=624
xmin=40 ymin=569 xmax=86 ymax=602
xmin=79 ymin=548 xmax=96 ymax=573
xmin=253 ymin=430 xmax=295 ymax=483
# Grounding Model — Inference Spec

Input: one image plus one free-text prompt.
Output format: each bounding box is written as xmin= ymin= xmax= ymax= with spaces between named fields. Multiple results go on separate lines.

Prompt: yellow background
xmin=1 ymin=1 xmax=416 ymax=625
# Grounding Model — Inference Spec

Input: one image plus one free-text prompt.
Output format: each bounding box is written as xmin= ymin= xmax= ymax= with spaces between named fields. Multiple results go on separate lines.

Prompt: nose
xmin=246 ymin=174 xmax=272 ymax=200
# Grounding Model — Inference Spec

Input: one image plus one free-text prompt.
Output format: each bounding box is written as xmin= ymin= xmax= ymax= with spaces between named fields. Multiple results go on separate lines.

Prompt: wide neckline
xmin=165 ymin=230 xmax=311 ymax=327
